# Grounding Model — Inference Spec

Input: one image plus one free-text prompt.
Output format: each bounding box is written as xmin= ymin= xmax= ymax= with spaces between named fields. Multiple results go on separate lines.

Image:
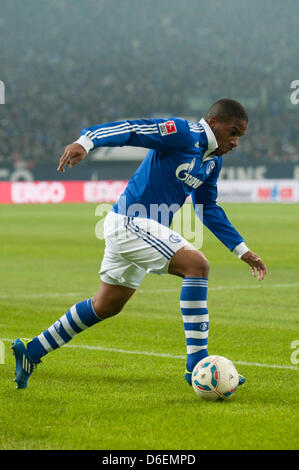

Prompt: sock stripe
xmin=183 ymin=279 xmax=208 ymax=285
xmin=183 ymin=279 xmax=208 ymax=283
xmin=43 ymin=330 xmax=61 ymax=350
xmin=54 ymin=320 xmax=73 ymax=343
xmin=184 ymin=321 xmax=209 ymax=330
xmin=180 ymin=300 xmax=207 ymax=308
xmin=185 ymin=329 xmax=209 ymax=339
xmin=182 ymin=314 xmax=209 ymax=323
xmin=181 ymin=308 xmax=209 ymax=323
xmin=75 ymin=298 xmax=101 ymax=327
xmin=187 ymin=345 xmax=207 ymax=355
xmin=48 ymin=325 xmax=65 ymax=347
xmin=37 ymin=332 xmax=54 ymax=352
xmin=186 ymin=337 xmax=208 ymax=346
xmin=60 ymin=315 xmax=78 ymax=338
xmin=181 ymin=307 xmax=208 ymax=316
xmin=65 ymin=310 xmax=82 ymax=334
xmin=70 ymin=305 xmax=89 ymax=331
xmin=184 ymin=277 xmax=208 ymax=281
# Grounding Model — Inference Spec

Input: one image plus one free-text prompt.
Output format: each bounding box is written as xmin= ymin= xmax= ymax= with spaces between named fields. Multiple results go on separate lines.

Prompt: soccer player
xmin=12 ymin=98 xmax=267 ymax=389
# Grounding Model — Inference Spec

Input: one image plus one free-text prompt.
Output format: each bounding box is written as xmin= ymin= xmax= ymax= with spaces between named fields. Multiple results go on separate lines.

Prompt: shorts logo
xmin=169 ymin=233 xmax=182 ymax=243
xmin=159 ymin=120 xmax=177 ymax=136
xmin=206 ymin=161 xmax=215 ymax=175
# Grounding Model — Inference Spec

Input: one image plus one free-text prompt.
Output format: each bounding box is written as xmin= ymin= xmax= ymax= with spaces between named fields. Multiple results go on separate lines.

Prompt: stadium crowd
xmin=0 ymin=0 xmax=298 ymax=165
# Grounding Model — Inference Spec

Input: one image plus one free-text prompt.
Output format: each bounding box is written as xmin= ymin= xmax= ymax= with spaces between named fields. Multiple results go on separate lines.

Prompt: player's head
xmin=204 ymin=98 xmax=248 ymax=156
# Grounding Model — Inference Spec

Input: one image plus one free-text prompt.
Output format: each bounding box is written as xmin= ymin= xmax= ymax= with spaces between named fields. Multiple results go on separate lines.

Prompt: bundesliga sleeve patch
xmin=158 ymin=120 xmax=177 ymax=136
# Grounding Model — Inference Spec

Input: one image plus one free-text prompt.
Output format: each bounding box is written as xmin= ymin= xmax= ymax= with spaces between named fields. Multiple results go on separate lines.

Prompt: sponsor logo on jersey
xmin=175 ymin=157 xmax=203 ymax=189
xmin=158 ymin=120 xmax=177 ymax=136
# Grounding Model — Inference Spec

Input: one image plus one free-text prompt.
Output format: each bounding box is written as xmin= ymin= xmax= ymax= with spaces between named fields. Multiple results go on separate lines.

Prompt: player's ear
xmin=206 ymin=116 xmax=218 ymax=131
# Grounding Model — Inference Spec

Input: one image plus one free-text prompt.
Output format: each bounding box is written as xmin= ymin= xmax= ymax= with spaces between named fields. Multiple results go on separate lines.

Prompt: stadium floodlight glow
xmin=0 ymin=81 xmax=5 ymax=104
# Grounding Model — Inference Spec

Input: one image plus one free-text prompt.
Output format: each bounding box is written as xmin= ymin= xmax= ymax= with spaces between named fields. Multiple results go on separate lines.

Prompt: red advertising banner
xmin=0 ymin=180 xmax=298 ymax=204
xmin=0 ymin=181 xmax=128 ymax=204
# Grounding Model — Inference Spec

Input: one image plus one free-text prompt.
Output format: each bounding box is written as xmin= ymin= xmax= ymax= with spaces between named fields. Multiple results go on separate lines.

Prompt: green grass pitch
xmin=0 ymin=202 xmax=298 ymax=450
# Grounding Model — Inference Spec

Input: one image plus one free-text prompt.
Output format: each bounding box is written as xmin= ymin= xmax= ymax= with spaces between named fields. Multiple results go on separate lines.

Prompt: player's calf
xmin=169 ymin=247 xmax=211 ymax=384
xmin=92 ymin=282 xmax=135 ymax=319
xmin=12 ymin=282 xmax=135 ymax=388
xmin=180 ymin=276 xmax=209 ymax=384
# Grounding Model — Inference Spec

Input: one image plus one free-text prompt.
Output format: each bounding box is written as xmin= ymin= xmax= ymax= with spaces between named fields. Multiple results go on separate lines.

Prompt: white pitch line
xmin=0 ymin=292 xmax=86 ymax=299
xmin=1 ymin=338 xmax=297 ymax=371
xmin=142 ymin=283 xmax=299 ymax=294
xmin=0 ymin=283 xmax=299 ymax=299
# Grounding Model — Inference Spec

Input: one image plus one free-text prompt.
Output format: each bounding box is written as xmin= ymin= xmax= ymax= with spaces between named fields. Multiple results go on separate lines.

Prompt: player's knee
xmin=169 ymin=248 xmax=209 ymax=278
xmin=92 ymin=297 xmax=121 ymax=319
xmin=188 ymin=254 xmax=210 ymax=278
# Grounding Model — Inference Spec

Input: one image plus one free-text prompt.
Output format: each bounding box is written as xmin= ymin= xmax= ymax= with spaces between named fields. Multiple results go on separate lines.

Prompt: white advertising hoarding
xmin=218 ymin=180 xmax=299 ymax=203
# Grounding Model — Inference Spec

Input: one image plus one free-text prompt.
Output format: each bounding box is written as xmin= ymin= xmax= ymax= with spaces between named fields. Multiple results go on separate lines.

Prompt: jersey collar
xmin=199 ymin=118 xmax=218 ymax=161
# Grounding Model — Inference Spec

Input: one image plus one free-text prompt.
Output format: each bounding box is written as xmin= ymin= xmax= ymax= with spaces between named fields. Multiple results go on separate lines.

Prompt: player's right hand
xmin=57 ymin=143 xmax=87 ymax=173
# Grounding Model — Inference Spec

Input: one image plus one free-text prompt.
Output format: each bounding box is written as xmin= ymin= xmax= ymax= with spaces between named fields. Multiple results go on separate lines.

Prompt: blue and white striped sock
xmin=180 ymin=277 xmax=209 ymax=375
xmin=26 ymin=298 xmax=101 ymax=363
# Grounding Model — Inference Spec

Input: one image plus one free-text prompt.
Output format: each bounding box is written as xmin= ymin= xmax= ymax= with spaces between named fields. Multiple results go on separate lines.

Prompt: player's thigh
xmin=92 ymin=281 xmax=136 ymax=319
xmin=122 ymin=216 xmax=191 ymax=275
xmin=168 ymin=245 xmax=210 ymax=278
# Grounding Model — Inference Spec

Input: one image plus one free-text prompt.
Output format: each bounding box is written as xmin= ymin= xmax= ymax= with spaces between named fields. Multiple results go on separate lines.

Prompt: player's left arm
xmin=192 ymin=159 xmax=268 ymax=281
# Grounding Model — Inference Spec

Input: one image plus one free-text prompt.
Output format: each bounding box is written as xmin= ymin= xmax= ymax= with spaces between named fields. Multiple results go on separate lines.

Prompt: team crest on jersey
xmin=169 ymin=233 xmax=182 ymax=243
xmin=158 ymin=120 xmax=177 ymax=136
xmin=206 ymin=160 xmax=215 ymax=175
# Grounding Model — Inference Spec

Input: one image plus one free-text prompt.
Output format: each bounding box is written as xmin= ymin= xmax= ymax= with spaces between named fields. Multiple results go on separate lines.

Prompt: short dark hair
xmin=204 ymin=98 xmax=248 ymax=123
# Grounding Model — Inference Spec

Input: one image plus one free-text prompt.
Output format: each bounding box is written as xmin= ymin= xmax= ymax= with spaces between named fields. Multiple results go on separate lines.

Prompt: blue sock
xmin=27 ymin=298 xmax=102 ymax=363
xmin=180 ymin=277 xmax=209 ymax=378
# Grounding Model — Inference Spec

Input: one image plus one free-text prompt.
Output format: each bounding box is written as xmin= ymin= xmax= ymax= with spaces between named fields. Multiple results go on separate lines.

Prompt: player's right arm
xmin=57 ymin=118 xmax=193 ymax=173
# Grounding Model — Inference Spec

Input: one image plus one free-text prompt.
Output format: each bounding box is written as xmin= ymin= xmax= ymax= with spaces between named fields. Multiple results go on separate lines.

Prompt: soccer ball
xmin=191 ymin=355 xmax=239 ymax=401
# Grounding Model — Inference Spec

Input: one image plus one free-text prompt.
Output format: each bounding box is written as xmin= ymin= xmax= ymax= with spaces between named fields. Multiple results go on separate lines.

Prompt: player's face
xmin=209 ymin=117 xmax=248 ymax=156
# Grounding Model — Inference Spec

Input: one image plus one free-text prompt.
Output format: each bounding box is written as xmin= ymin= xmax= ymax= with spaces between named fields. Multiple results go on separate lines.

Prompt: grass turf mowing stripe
xmin=2 ymin=338 xmax=298 ymax=371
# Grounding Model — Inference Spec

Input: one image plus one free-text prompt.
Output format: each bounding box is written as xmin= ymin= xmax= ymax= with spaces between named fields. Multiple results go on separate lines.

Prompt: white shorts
xmin=99 ymin=211 xmax=192 ymax=289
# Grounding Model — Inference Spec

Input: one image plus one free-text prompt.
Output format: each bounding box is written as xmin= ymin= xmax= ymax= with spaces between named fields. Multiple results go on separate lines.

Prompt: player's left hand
xmin=57 ymin=143 xmax=87 ymax=173
xmin=241 ymin=250 xmax=268 ymax=281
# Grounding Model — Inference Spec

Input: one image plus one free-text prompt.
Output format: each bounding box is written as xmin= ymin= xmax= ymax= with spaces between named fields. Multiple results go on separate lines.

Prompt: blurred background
xmin=0 ymin=0 xmax=298 ymax=198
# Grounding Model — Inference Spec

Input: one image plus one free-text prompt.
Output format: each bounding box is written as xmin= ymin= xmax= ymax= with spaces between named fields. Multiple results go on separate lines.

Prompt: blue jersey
xmin=78 ymin=117 xmax=245 ymax=251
